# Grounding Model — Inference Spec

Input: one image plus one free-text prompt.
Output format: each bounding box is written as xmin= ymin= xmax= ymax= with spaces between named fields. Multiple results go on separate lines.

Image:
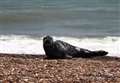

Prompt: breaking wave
xmin=0 ymin=35 xmax=119 ymax=57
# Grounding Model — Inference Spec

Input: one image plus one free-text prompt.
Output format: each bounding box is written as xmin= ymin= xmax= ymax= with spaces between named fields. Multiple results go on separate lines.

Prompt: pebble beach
xmin=0 ymin=54 xmax=120 ymax=83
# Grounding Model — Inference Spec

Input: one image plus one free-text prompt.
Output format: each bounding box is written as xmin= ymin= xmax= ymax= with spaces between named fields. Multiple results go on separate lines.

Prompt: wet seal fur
xmin=43 ymin=36 xmax=108 ymax=59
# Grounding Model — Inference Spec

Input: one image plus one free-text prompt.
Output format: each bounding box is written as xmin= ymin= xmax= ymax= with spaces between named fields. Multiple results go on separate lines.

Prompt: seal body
xmin=43 ymin=36 xmax=108 ymax=59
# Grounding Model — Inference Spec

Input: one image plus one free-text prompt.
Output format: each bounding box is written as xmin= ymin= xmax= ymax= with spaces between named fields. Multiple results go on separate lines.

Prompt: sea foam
xmin=0 ymin=35 xmax=119 ymax=57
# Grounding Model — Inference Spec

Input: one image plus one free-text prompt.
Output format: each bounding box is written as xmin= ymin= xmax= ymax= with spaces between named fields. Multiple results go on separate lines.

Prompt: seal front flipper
xmin=65 ymin=55 xmax=72 ymax=59
xmin=54 ymin=41 xmax=71 ymax=59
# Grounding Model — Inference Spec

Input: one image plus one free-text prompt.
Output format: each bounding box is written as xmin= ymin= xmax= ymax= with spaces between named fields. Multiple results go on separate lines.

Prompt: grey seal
xmin=43 ymin=36 xmax=108 ymax=59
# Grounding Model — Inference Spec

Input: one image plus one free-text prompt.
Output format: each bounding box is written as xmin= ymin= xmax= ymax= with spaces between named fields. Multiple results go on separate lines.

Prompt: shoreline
xmin=0 ymin=53 xmax=120 ymax=61
xmin=0 ymin=53 xmax=120 ymax=82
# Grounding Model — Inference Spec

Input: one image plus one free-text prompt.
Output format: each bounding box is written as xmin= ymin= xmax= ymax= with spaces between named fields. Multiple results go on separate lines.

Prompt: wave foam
xmin=0 ymin=35 xmax=120 ymax=57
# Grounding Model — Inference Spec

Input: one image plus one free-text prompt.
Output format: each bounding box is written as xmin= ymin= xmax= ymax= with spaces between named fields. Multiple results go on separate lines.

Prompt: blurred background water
xmin=0 ymin=0 xmax=119 ymax=37
xmin=0 ymin=0 xmax=119 ymax=56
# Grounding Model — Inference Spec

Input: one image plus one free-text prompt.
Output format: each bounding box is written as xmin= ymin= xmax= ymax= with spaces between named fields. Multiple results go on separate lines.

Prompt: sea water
xmin=0 ymin=0 xmax=119 ymax=56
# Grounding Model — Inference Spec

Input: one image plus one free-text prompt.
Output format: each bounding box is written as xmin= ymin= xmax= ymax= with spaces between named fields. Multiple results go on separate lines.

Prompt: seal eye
xmin=45 ymin=40 xmax=52 ymax=44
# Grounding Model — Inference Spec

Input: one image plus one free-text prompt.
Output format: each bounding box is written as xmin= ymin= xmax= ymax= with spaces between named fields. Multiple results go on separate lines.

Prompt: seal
xmin=43 ymin=36 xmax=108 ymax=59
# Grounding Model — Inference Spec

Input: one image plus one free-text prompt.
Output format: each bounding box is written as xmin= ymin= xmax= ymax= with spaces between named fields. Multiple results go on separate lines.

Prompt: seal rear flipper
xmin=89 ymin=50 xmax=108 ymax=57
